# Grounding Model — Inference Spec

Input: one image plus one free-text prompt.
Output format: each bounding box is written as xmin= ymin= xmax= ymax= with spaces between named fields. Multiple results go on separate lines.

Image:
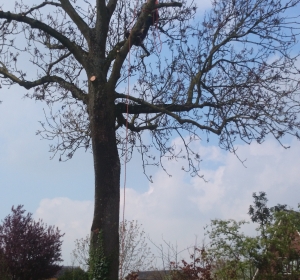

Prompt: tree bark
xmin=88 ymin=84 xmax=120 ymax=280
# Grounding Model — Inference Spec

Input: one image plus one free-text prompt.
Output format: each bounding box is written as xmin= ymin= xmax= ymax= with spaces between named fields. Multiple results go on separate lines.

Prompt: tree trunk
xmin=89 ymin=84 xmax=120 ymax=280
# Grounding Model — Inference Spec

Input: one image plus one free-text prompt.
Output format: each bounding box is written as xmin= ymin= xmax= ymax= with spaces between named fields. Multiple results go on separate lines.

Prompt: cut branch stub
xmin=90 ymin=76 xmax=96 ymax=82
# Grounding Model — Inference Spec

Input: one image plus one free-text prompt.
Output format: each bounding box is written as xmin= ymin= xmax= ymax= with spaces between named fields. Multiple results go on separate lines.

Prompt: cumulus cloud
xmin=34 ymin=138 xmax=300 ymax=265
xmin=121 ymin=138 xmax=300 ymax=260
xmin=34 ymin=198 xmax=93 ymax=265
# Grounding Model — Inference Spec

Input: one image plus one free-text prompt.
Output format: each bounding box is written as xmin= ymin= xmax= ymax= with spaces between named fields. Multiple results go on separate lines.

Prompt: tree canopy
xmin=1 ymin=0 xmax=300 ymax=278
xmin=206 ymin=193 xmax=300 ymax=279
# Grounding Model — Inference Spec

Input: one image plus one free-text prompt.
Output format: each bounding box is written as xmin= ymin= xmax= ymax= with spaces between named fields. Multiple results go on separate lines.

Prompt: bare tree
xmin=119 ymin=220 xmax=155 ymax=279
xmin=71 ymin=220 xmax=154 ymax=279
xmin=1 ymin=0 xmax=300 ymax=278
xmin=71 ymin=234 xmax=90 ymax=272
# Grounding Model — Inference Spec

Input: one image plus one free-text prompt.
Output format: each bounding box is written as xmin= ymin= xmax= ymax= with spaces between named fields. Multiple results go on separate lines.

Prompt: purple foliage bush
xmin=0 ymin=205 xmax=64 ymax=280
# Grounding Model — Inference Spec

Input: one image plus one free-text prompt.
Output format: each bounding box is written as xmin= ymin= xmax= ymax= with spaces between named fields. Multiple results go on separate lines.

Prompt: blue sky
xmin=1 ymin=0 xmax=300 ymax=267
xmin=1 ymin=86 xmax=300 ymax=265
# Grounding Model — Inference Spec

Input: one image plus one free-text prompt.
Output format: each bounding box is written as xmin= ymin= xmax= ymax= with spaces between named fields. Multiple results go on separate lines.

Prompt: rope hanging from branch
xmin=121 ymin=1 xmax=161 ymax=276
xmin=120 ymin=1 xmax=139 ymax=278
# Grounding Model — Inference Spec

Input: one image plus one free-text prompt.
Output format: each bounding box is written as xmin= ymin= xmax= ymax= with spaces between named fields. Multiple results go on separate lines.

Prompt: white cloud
xmin=122 ymin=138 xmax=300 ymax=260
xmin=34 ymin=138 xmax=300 ymax=266
xmin=34 ymin=198 xmax=93 ymax=265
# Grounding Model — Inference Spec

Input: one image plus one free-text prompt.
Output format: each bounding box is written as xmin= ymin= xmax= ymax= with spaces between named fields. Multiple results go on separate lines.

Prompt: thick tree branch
xmin=44 ymin=42 xmax=66 ymax=50
xmin=104 ymin=40 xmax=126 ymax=75
xmin=59 ymin=0 xmax=91 ymax=42
xmin=116 ymin=102 xmax=218 ymax=114
xmin=108 ymin=0 xmax=182 ymax=88
xmin=115 ymin=94 xmax=221 ymax=114
xmin=0 ymin=65 xmax=88 ymax=104
xmin=0 ymin=11 xmax=87 ymax=67
xmin=155 ymin=2 xmax=183 ymax=9
xmin=115 ymin=94 xmax=221 ymax=134
xmin=106 ymin=0 xmax=118 ymax=18
xmin=107 ymin=41 xmax=130 ymax=88
xmin=95 ymin=0 xmax=109 ymax=58
xmin=116 ymin=111 xmax=158 ymax=132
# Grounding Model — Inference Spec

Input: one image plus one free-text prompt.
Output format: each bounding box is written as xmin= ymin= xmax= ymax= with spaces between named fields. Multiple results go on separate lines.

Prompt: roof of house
xmin=52 ymin=267 xmax=174 ymax=280
xmin=53 ymin=266 xmax=81 ymax=278
xmin=137 ymin=270 xmax=172 ymax=280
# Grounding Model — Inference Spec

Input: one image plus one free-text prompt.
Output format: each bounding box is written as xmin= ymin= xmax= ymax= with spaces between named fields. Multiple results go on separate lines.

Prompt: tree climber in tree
xmin=125 ymin=0 xmax=159 ymax=56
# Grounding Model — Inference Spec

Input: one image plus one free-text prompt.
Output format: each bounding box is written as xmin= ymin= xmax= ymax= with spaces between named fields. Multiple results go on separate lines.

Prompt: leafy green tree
xmin=206 ymin=219 xmax=258 ymax=279
xmin=206 ymin=194 xmax=300 ymax=279
xmin=1 ymin=0 xmax=300 ymax=278
xmin=248 ymin=192 xmax=287 ymax=238
xmin=253 ymin=208 xmax=300 ymax=279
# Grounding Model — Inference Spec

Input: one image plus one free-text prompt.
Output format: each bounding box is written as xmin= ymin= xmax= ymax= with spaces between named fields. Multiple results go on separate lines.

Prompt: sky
xmin=1 ymin=0 xmax=300 ymax=269
xmin=1 ymin=88 xmax=300 ymax=266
